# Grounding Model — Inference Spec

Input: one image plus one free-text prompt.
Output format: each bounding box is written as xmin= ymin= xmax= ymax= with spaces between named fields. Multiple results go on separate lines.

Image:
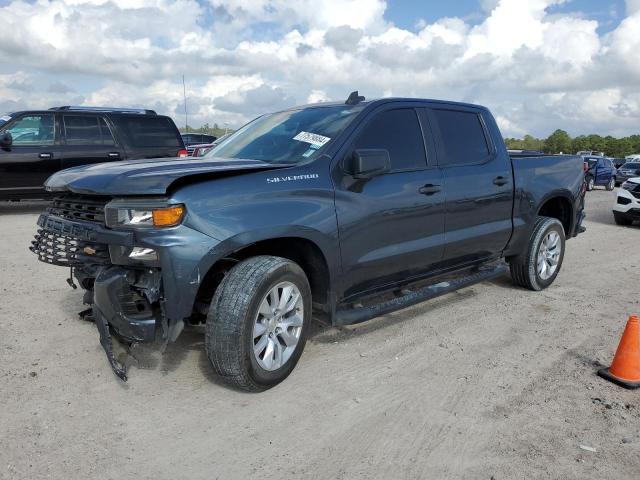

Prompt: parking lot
xmin=0 ymin=188 xmax=638 ymax=479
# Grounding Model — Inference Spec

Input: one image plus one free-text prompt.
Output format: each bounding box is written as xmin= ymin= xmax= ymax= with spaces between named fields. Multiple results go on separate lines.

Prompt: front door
xmin=333 ymin=106 xmax=445 ymax=299
xmin=0 ymin=113 xmax=61 ymax=193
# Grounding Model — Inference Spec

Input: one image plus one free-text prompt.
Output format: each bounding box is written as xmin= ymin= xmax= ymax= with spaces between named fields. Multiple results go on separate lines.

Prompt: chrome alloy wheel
xmin=536 ymin=231 xmax=561 ymax=280
xmin=252 ymin=281 xmax=304 ymax=371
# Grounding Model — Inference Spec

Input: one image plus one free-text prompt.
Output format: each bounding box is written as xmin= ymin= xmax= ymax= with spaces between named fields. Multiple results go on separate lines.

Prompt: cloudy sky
xmin=0 ymin=0 xmax=639 ymax=137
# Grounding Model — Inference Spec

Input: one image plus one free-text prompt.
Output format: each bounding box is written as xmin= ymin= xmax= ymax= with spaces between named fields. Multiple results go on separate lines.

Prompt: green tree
xmin=544 ymin=129 xmax=572 ymax=154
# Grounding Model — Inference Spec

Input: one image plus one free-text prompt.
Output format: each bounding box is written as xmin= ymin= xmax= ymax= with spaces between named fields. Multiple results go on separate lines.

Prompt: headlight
xmin=105 ymin=203 xmax=185 ymax=229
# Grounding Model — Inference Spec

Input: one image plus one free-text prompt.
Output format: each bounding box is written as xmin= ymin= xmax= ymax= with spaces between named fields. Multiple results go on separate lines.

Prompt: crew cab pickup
xmin=30 ymin=94 xmax=586 ymax=390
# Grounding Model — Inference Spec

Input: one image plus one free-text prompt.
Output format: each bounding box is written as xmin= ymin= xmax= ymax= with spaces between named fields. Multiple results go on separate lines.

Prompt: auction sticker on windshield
xmin=293 ymin=131 xmax=330 ymax=147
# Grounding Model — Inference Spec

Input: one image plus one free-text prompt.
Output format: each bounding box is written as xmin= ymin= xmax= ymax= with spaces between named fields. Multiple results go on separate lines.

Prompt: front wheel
xmin=586 ymin=176 xmax=595 ymax=191
xmin=606 ymin=178 xmax=615 ymax=191
xmin=509 ymin=216 xmax=566 ymax=291
xmin=205 ymin=256 xmax=311 ymax=391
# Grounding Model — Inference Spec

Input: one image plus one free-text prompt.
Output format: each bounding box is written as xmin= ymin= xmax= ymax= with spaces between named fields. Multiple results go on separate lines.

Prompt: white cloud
xmin=0 ymin=0 xmax=639 ymax=137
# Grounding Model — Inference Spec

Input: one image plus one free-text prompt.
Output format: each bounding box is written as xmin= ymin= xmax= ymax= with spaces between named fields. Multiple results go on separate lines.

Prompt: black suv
xmin=0 ymin=107 xmax=186 ymax=200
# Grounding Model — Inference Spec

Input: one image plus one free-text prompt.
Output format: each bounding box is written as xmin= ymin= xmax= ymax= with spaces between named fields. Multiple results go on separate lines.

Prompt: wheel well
xmin=193 ymin=237 xmax=331 ymax=320
xmin=538 ymin=196 xmax=572 ymax=235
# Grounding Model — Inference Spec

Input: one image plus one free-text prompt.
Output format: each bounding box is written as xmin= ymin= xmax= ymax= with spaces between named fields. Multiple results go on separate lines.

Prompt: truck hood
xmin=45 ymin=157 xmax=289 ymax=196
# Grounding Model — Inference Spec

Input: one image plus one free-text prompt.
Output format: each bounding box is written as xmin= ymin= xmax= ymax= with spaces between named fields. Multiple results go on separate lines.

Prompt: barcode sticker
xmin=293 ymin=131 xmax=331 ymax=147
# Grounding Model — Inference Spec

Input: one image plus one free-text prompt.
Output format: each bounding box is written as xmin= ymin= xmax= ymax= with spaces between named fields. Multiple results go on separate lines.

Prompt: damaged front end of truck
xmin=28 ymin=157 xmax=292 ymax=381
xmin=29 ymin=194 xmax=217 ymax=381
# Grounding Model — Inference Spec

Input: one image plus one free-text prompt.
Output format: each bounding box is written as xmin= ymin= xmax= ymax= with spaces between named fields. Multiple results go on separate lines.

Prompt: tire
xmin=613 ymin=212 xmax=633 ymax=226
xmin=205 ymin=255 xmax=311 ymax=391
xmin=606 ymin=178 xmax=615 ymax=191
xmin=509 ymin=216 xmax=566 ymax=291
xmin=586 ymin=176 xmax=595 ymax=191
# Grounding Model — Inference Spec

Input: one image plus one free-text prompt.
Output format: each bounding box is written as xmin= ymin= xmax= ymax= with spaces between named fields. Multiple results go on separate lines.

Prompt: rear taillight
xmin=177 ymin=149 xmax=188 ymax=158
xmin=583 ymin=162 xmax=588 ymax=172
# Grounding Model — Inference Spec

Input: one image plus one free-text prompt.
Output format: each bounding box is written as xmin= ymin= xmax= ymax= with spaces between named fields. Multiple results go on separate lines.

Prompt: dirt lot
xmin=1 ymin=189 xmax=639 ymax=480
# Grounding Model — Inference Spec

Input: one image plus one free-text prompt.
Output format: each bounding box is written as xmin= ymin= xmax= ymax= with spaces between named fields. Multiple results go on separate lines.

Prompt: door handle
xmin=107 ymin=152 xmax=120 ymax=158
xmin=39 ymin=152 xmax=52 ymax=159
xmin=493 ymin=176 xmax=509 ymax=186
xmin=419 ymin=184 xmax=441 ymax=195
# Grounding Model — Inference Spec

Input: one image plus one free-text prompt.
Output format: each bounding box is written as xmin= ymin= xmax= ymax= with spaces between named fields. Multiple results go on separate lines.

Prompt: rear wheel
xmin=606 ymin=178 xmax=615 ymax=191
xmin=509 ymin=216 xmax=566 ymax=291
xmin=205 ymin=255 xmax=311 ymax=391
xmin=586 ymin=176 xmax=595 ymax=191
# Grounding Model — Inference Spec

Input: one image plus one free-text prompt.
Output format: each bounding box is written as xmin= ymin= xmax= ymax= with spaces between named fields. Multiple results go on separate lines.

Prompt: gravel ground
xmin=1 ymin=188 xmax=639 ymax=480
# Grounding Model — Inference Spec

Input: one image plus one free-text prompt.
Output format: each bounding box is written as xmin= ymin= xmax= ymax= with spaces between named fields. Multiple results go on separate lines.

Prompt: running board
xmin=335 ymin=263 xmax=508 ymax=326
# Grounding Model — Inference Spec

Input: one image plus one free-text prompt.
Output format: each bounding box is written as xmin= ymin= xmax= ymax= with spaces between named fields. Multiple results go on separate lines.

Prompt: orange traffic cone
xmin=598 ymin=315 xmax=640 ymax=389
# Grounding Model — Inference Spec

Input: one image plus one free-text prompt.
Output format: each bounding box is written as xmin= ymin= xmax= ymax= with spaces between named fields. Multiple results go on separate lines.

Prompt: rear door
xmin=60 ymin=114 xmax=124 ymax=170
xmin=427 ymin=106 xmax=512 ymax=266
xmin=111 ymin=115 xmax=184 ymax=159
xmin=0 ymin=112 xmax=62 ymax=193
xmin=594 ymin=158 xmax=611 ymax=184
xmin=333 ymin=104 xmax=445 ymax=298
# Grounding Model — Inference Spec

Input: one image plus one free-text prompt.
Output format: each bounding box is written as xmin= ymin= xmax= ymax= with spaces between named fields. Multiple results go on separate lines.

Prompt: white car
xmin=613 ymin=177 xmax=640 ymax=225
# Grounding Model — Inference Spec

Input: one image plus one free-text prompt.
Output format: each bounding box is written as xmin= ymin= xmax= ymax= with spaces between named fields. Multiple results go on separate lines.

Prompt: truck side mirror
xmin=349 ymin=149 xmax=391 ymax=179
xmin=0 ymin=131 xmax=12 ymax=148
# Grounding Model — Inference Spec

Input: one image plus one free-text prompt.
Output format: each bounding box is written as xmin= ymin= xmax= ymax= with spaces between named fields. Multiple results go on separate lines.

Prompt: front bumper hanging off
xmin=93 ymin=304 xmax=129 ymax=381
xmin=30 ymin=200 xmax=220 ymax=381
xmin=30 ymin=211 xmax=165 ymax=381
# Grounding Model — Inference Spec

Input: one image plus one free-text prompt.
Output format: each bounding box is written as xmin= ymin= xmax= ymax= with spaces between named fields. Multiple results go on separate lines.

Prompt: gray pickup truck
xmin=30 ymin=93 xmax=586 ymax=390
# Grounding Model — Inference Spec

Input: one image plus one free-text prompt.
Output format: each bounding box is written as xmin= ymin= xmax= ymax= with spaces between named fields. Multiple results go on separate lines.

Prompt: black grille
xmin=48 ymin=194 xmax=110 ymax=224
xmin=30 ymin=229 xmax=110 ymax=267
xmin=622 ymin=182 xmax=640 ymax=199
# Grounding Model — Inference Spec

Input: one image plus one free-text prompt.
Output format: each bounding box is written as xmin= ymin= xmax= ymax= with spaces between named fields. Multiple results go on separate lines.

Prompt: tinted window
xmin=98 ymin=117 xmax=115 ymax=145
xmin=63 ymin=115 xmax=103 ymax=145
xmin=623 ymin=163 xmax=640 ymax=169
xmin=6 ymin=114 xmax=55 ymax=145
xmin=432 ymin=109 xmax=490 ymax=166
xmin=354 ymin=109 xmax=427 ymax=171
xmin=113 ymin=116 xmax=181 ymax=148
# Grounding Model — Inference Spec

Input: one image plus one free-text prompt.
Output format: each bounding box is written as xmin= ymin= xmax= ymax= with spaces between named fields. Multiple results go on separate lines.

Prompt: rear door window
xmin=63 ymin=115 xmax=103 ymax=145
xmin=353 ymin=109 xmax=427 ymax=171
xmin=431 ymin=109 xmax=490 ymax=166
xmin=98 ymin=117 xmax=116 ymax=145
xmin=113 ymin=116 xmax=181 ymax=148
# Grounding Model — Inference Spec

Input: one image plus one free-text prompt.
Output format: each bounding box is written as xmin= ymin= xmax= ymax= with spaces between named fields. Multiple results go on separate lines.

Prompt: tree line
xmin=179 ymin=123 xmax=231 ymax=138
xmin=504 ymin=130 xmax=640 ymax=157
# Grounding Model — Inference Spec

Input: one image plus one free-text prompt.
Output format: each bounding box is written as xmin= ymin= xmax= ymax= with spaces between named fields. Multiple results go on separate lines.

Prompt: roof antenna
xmin=345 ymin=91 xmax=365 ymax=105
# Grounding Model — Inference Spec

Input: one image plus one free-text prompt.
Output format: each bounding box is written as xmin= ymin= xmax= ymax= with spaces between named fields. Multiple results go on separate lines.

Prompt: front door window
xmin=6 ymin=114 xmax=55 ymax=145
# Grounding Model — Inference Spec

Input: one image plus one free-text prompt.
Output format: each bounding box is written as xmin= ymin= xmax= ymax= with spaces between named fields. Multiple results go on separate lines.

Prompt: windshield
xmin=622 ymin=163 xmax=640 ymax=169
xmin=0 ymin=113 xmax=12 ymax=128
xmin=206 ymin=105 xmax=365 ymax=164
